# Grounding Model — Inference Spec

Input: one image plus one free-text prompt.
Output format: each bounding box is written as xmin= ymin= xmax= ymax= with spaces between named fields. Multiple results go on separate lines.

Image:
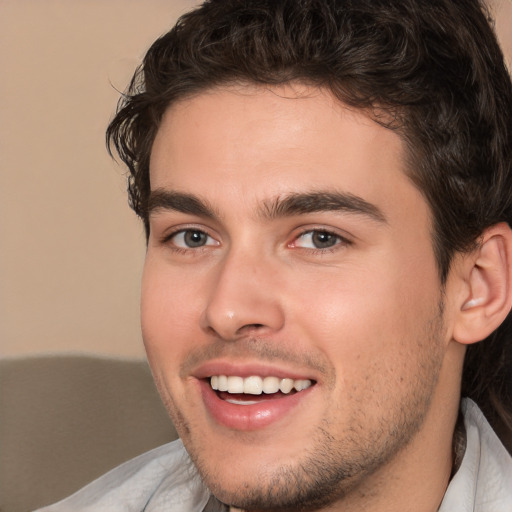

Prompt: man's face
xmin=143 ymin=84 xmax=452 ymax=509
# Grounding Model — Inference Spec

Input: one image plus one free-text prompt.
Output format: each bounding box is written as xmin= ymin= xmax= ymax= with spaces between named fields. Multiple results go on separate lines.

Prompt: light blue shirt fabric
xmin=36 ymin=398 xmax=512 ymax=512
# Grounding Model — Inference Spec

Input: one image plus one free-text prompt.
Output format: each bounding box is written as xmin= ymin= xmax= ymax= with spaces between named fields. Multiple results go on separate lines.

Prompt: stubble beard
xmin=155 ymin=302 xmax=447 ymax=512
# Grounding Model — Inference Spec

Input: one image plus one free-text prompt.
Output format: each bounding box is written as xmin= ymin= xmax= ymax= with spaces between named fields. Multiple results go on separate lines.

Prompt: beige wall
xmin=493 ymin=0 xmax=512 ymax=66
xmin=0 ymin=1 xmax=197 ymax=358
xmin=1 ymin=1 xmax=511 ymax=359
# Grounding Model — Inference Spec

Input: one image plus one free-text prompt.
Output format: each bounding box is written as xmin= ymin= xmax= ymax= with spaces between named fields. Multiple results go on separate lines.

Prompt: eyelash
xmin=160 ymin=227 xmax=218 ymax=254
xmin=160 ymin=227 xmax=352 ymax=254
xmin=289 ymin=229 xmax=351 ymax=253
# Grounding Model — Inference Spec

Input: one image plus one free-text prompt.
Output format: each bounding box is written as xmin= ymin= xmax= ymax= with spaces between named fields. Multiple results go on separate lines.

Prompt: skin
xmin=142 ymin=84 xmax=466 ymax=511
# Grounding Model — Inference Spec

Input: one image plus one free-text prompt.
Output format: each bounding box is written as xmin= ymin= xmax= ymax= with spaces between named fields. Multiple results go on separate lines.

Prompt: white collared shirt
xmin=439 ymin=399 xmax=512 ymax=511
xmin=36 ymin=398 xmax=512 ymax=512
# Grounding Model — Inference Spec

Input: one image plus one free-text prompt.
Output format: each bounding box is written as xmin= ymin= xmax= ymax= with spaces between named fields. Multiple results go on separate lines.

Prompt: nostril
xmin=236 ymin=323 xmax=265 ymax=335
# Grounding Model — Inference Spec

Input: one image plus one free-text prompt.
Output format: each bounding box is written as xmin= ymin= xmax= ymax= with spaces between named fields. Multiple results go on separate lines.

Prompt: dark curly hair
xmin=107 ymin=0 xmax=512 ymax=450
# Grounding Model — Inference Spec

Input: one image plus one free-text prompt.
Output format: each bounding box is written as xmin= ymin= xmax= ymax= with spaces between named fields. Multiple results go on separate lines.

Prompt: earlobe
xmin=453 ymin=222 xmax=512 ymax=345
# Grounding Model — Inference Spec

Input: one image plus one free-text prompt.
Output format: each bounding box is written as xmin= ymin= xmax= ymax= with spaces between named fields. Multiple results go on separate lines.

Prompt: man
xmin=38 ymin=0 xmax=512 ymax=510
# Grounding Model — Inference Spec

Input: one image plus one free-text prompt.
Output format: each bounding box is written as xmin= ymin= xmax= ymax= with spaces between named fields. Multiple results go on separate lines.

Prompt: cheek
xmin=141 ymin=257 xmax=203 ymax=361
xmin=290 ymin=252 xmax=440 ymax=371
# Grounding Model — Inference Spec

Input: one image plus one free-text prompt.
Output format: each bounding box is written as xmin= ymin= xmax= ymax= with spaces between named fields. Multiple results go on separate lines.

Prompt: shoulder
xmin=34 ymin=439 xmax=212 ymax=512
xmin=439 ymin=398 xmax=512 ymax=512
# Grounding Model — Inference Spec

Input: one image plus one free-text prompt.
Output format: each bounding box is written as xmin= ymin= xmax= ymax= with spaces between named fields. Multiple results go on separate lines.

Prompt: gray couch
xmin=0 ymin=355 xmax=178 ymax=512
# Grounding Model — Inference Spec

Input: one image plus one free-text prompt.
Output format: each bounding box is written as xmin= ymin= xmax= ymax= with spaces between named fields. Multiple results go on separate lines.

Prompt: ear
xmin=452 ymin=222 xmax=512 ymax=345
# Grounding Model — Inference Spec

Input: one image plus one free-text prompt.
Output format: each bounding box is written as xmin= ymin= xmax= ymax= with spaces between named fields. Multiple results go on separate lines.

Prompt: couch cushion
xmin=0 ymin=355 xmax=178 ymax=512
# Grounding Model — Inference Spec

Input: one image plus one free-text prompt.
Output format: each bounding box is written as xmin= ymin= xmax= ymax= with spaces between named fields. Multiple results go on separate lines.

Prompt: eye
xmin=292 ymin=230 xmax=345 ymax=250
xmin=168 ymin=229 xmax=219 ymax=249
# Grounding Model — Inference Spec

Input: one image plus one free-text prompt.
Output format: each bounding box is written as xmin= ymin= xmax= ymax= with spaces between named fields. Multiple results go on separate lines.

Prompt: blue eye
xmin=170 ymin=229 xmax=218 ymax=248
xmin=294 ymin=230 xmax=342 ymax=249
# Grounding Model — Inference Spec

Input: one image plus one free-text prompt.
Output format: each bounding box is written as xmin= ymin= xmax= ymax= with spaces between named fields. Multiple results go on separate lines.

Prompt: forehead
xmin=149 ymin=84 xmax=419 ymax=220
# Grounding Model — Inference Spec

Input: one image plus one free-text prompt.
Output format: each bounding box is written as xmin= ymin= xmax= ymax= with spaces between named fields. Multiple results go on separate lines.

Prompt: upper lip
xmin=192 ymin=360 xmax=318 ymax=382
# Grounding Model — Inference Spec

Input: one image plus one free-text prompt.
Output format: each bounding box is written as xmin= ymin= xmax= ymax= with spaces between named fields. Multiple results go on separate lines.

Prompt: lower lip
xmin=198 ymin=380 xmax=314 ymax=431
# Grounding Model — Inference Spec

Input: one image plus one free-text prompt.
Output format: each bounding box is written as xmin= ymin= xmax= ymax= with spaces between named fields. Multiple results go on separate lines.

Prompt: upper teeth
xmin=210 ymin=375 xmax=312 ymax=395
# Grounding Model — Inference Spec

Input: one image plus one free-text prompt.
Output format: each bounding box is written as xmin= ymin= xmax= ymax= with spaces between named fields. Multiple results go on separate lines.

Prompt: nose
xmin=201 ymin=249 xmax=285 ymax=340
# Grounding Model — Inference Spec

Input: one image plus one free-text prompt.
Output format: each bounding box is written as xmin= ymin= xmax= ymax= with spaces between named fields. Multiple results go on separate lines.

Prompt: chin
xmin=180 ymin=423 xmax=370 ymax=511
xmin=196 ymin=455 xmax=359 ymax=512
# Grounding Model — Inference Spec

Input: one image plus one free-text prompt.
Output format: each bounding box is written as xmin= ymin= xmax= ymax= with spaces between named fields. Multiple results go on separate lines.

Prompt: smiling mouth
xmin=209 ymin=375 xmax=314 ymax=405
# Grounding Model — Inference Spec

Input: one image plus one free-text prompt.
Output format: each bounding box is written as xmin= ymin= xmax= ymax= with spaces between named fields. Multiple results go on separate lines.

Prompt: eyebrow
xmin=261 ymin=191 xmax=387 ymax=223
xmin=147 ymin=189 xmax=217 ymax=219
xmin=147 ymin=189 xmax=387 ymax=224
